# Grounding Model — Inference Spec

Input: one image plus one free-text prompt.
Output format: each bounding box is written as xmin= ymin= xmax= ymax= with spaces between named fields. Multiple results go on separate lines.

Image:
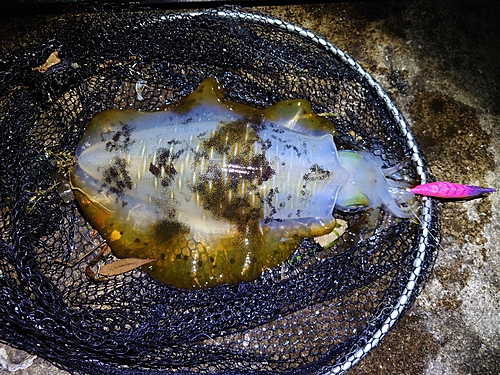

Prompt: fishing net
xmin=0 ymin=4 xmax=440 ymax=374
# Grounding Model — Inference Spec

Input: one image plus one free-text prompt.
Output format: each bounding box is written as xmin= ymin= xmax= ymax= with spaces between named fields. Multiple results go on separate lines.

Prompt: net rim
xmin=0 ymin=6 xmax=437 ymax=374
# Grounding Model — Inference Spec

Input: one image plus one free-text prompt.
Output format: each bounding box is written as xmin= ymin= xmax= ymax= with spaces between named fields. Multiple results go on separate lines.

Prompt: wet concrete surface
xmin=1 ymin=0 xmax=499 ymax=374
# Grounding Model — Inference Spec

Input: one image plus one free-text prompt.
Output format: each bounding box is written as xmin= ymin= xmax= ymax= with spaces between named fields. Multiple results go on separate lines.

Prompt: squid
xmin=70 ymin=78 xmax=495 ymax=289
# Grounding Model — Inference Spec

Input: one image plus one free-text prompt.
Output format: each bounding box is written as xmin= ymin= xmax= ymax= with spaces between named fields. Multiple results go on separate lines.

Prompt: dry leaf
xmin=314 ymin=219 xmax=347 ymax=248
xmin=99 ymin=258 xmax=158 ymax=277
xmin=32 ymin=51 xmax=61 ymax=73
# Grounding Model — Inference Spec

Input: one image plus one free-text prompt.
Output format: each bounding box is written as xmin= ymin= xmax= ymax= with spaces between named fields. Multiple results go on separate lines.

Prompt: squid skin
xmin=409 ymin=181 xmax=496 ymax=199
xmin=71 ymin=78 xmax=416 ymax=289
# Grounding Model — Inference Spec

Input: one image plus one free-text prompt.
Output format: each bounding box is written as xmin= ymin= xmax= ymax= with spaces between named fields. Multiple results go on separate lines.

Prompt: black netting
xmin=0 ymin=4 xmax=440 ymax=375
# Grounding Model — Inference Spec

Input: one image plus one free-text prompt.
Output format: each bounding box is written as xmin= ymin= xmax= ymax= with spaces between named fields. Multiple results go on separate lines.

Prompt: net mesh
xmin=0 ymin=4 xmax=440 ymax=374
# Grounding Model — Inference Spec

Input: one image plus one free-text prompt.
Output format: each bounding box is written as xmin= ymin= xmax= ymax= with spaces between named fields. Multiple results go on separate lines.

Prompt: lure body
xmin=410 ymin=181 xmax=495 ymax=199
xmin=70 ymin=78 xmax=414 ymax=289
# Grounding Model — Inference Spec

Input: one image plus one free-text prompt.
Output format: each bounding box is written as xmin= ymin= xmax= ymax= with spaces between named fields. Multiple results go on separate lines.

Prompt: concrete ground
xmin=1 ymin=0 xmax=499 ymax=374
